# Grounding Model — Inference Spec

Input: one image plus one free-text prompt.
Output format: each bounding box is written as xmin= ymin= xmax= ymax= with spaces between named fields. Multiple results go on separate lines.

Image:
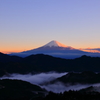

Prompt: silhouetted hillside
xmin=42 ymin=90 xmax=100 ymax=100
xmin=0 ymin=52 xmax=22 ymax=62
xmin=49 ymin=71 xmax=100 ymax=84
xmin=1 ymin=53 xmax=100 ymax=76
xmin=1 ymin=79 xmax=100 ymax=100
xmin=79 ymin=86 xmax=100 ymax=93
xmin=0 ymin=79 xmax=46 ymax=100
xmin=22 ymin=54 xmax=70 ymax=72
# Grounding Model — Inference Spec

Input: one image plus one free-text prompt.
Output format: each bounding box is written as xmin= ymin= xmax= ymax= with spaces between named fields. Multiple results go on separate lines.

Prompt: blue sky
xmin=0 ymin=0 xmax=100 ymax=53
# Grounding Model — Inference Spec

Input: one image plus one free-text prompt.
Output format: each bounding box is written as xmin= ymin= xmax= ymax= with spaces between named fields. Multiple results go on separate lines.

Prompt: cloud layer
xmin=1 ymin=72 xmax=100 ymax=93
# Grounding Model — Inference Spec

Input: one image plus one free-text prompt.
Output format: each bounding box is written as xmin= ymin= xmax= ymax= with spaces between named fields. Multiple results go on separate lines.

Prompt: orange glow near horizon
xmin=1 ymin=48 xmax=31 ymax=54
xmin=2 ymin=48 xmax=100 ymax=54
xmin=1 ymin=47 xmax=37 ymax=54
xmin=1 ymin=42 xmax=100 ymax=54
xmin=1 ymin=50 xmax=23 ymax=54
xmin=82 ymin=50 xmax=100 ymax=53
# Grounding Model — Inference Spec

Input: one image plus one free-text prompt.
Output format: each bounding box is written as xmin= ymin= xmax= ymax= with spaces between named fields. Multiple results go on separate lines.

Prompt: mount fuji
xmin=43 ymin=40 xmax=71 ymax=48
xmin=25 ymin=40 xmax=74 ymax=51
xmin=10 ymin=40 xmax=100 ymax=59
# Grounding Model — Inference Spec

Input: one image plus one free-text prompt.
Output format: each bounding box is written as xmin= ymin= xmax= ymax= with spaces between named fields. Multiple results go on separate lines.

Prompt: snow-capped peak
xmin=43 ymin=40 xmax=68 ymax=47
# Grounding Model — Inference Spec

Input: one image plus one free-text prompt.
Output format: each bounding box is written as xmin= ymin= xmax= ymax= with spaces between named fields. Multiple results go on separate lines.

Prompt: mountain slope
xmin=43 ymin=40 xmax=68 ymax=48
xmin=22 ymin=40 xmax=75 ymax=51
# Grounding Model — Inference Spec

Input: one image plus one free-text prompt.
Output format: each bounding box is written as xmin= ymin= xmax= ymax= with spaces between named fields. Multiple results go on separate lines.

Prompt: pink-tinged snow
xmin=43 ymin=40 xmax=68 ymax=47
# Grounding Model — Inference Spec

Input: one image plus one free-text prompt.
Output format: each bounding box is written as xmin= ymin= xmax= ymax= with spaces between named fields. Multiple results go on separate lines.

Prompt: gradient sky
xmin=1 ymin=0 xmax=100 ymax=53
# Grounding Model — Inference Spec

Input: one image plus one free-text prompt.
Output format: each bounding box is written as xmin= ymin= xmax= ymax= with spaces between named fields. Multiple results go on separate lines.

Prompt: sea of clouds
xmin=1 ymin=72 xmax=100 ymax=93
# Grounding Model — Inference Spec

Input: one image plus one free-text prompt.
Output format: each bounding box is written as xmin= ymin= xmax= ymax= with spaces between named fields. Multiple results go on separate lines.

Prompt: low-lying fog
xmin=1 ymin=72 xmax=100 ymax=93
xmin=0 ymin=72 xmax=67 ymax=85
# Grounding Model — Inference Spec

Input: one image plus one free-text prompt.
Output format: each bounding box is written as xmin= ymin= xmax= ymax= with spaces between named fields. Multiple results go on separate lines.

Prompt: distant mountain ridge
xmin=0 ymin=52 xmax=22 ymax=62
xmin=1 ymin=53 xmax=100 ymax=77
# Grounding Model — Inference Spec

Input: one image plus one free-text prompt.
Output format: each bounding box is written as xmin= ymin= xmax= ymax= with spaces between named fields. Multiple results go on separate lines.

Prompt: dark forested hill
xmin=1 ymin=53 xmax=100 ymax=76
xmin=0 ymin=79 xmax=46 ymax=100
xmin=48 ymin=71 xmax=100 ymax=84
xmin=0 ymin=79 xmax=100 ymax=100
xmin=0 ymin=52 xmax=22 ymax=62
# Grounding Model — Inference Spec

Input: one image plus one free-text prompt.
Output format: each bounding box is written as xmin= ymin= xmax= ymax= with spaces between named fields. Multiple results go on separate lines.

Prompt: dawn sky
xmin=0 ymin=0 xmax=100 ymax=53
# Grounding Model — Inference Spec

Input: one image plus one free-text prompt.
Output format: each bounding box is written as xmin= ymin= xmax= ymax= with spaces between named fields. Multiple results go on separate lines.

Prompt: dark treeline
xmin=42 ymin=90 xmax=100 ymax=100
xmin=1 ymin=90 xmax=100 ymax=100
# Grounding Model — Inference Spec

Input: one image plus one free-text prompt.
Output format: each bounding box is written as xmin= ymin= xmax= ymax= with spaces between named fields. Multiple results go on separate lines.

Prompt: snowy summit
xmin=43 ymin=40 xmax=68 ymax=47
